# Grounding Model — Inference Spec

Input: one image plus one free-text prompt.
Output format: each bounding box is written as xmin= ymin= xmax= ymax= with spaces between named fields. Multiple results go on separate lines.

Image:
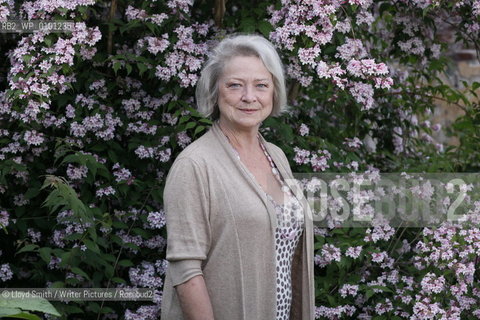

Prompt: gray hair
xmin=195 ymin=34 xmax=288 ymax=120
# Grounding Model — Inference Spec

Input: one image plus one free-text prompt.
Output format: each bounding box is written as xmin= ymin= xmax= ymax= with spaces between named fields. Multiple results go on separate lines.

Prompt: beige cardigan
xmin=160 ymin=121 xmax=314 ymax=320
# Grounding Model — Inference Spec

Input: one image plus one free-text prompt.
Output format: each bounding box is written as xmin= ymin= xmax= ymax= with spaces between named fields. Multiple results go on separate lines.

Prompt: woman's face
xmin=217 ymin=55 xmax=274 ymax=132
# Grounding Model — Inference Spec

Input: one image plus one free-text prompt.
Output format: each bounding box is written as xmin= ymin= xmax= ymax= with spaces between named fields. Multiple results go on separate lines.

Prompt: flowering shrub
xmin=1 ymin=0 xmax=480 ymax=319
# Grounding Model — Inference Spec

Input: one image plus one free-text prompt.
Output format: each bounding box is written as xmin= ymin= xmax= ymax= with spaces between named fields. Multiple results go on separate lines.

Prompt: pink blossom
xmin=23 ymin=130 xmax=45 ymax=146
xmin=125 ymin=305 xmax=160 ymax=320
xmin=344 ymin=137 xmax=363 ymax=149
xmin=336 ymin=38 xmax=367 ymax=61
xmin=421 ymin=273 xmax=445 ymax=293
xmin=129 ymin=261 xmax=163 ymax=288
xmin=135 ymin=146 xmax=156 ymax=159
xmin=177 ymin=131 xmax=191 ymax=148
xmin=146 ymin=36 xmax=170 ymax=55
xmin=66 ymin=164 xmax=88 ymax=180
xmin=398 ymin=38 xmax=425 ymax=55
xmin=321 ymin=243 xmax=341 ymax=263
xmin=146 ymin=211 xmax=166 ymax=229
xmin=155 ymin=66 xmax=174 ymax=81
xmin=412 ymin=299 xmax=444 ymax=319
xmin=27 ymin=228 xmax=41 ymax=243
xmin=345 ymin=246 xmax=362 ymax=259
xmin=293 ymin=147 xmax=311 ymax=165
xmin=298 ymin=46 xmax=321 ymax=66
xmin=116 ymin=230 xmax=143 ymax=252
xmin=299 ymin=123 xmax=309 ymax=136
xmin=167 ymin=0 xmax=193 ymax=14
xmin=0 ymin=263 xmax=13 ymax=281
xmin=0 ymin=3 xmax=10 ymax=20
xmin=0 ymin=210 xmax=9 ymax=228
xmin=157 ymin=148 xmax=171 ymax=162
xmin=349 ymin=82 xmax=374 ymax=110
xmin=375 ymin=298 xmax=393 ymax=315
xmin=149 ymin=13 xmax=169 ymax=25
xmin=310 ymin=153 xmax=330 ymax=172
xmin=371 ymin=251 xmax=389 ymax=263
xmin=334 ymin=18 xmax=351 ymax=33
xmin=125 ymin=6 xmax=148 ymax=21
xmin=112 ymin=164 xmax=133 ymax=183
xmin=339 ymin=284 xmax=359 ymax=298
xmin=356 ymin=10 xmax=374 ymax=25
xmin=96 ymin=186 xmax=116 ymax=198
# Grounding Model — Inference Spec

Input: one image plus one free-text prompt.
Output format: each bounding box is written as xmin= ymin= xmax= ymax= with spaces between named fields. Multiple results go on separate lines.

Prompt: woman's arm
xmin=175 ymin=275 xmax=215 ymax=320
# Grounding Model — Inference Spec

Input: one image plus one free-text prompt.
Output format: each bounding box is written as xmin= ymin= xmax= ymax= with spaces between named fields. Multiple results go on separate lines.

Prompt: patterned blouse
xmin=265 ymin=175 xmax=305 ymax=319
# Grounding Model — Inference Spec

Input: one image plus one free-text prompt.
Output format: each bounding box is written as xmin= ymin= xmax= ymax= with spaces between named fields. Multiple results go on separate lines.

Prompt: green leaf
xmin=0 ymin=308 xmax=23 ymax=317
xmin=365 ymin=288 xmax=374 ymax=300
xmin=71 ymin=267 xmax=91 ymax=281
xmin=39 ymin=247 xmax=52 ymax=263
xmin=0 ymin=295 xmax=61 ymax=316
xmin=24 ymin=186 xmax=41 ymax=200
xmin=258 ymin=20 xmax=272 ymax=37
xmin=44 ymin=37 xmax=52 ymax=47
xmin=84 ymin=239 xmax=101 ymax=254
xmin=22 ymin=55 xmax=32 ymax=63
xmin=118 ymin=259 xmax=134 ymax=267
xmin=17 ymin=244 xmax=39 ymax=255
xmin=4 ymin=312 xmax=43 ymax=320
xmin=178 ymin=115 xmax=190 ymax=125
xmin=137 ymin=63 xmax=148 ymax=76
xmin=113 ymin=62 xmax=122 ymax=74
xmin=326 ymin=294 xmax=336 ymax=306
xmin=194 ymin=125 xmax=205 ymax=136
xmin=472 ymin=81 xmax=480 ymax=91
xmin=111 ymin=277 xmax=126 ymax=284
xmin=185 ymin=122 xmax=196 ymax=130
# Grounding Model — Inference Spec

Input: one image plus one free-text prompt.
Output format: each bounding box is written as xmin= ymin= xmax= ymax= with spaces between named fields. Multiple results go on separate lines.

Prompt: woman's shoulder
xmin=172 ymin=126 xmax=220 ymax=165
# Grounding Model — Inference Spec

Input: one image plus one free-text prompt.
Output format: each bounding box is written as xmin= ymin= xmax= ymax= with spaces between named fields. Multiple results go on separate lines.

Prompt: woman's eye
xmin=227 ymin=83 xmax=241 ymax=88
xmin=257 ymin=83 xmax=268 ymax=88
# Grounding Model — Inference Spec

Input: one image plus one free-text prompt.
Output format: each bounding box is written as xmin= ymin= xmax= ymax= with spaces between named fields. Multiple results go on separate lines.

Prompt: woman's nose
xmin=241 ymin=85 xmax=256 ymax=103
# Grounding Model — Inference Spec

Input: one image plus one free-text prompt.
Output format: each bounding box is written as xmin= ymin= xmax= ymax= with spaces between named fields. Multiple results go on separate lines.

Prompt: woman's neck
xmin=217 ymin=118 xmax=261 ymax=154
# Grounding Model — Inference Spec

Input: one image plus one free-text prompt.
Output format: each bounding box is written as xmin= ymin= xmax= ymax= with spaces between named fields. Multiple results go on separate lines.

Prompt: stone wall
xmin=431 ymin=49 xmax=480 ymax=146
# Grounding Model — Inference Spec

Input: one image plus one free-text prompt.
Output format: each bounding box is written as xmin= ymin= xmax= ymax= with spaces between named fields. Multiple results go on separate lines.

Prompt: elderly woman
xmin=160 ymin=34 xmax=314 ymax=320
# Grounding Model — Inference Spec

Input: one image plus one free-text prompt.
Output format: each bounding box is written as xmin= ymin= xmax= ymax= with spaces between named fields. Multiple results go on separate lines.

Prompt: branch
xmin=107 ymin=0 xmax=118 ymax=55
xmin=214 ymin=0 xmax=226 ymax=28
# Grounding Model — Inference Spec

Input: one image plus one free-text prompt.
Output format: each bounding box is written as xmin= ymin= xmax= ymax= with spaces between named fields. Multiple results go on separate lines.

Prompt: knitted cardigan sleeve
xmin=164 ymin=157 xmax=211 ymax=286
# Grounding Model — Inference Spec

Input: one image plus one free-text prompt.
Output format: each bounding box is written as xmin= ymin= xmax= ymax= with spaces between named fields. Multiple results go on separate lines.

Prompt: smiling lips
xmin=239 ymin=108 xmax=258 ymax=113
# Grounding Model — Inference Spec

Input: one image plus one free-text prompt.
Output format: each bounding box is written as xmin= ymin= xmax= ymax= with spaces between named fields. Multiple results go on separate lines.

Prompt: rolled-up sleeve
xmin=163 ymin=157 xmax=211 ymax=286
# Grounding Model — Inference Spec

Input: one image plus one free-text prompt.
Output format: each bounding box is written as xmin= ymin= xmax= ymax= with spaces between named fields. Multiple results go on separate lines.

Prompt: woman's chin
xmin=232 ymin=117 xmax=264 ymax=130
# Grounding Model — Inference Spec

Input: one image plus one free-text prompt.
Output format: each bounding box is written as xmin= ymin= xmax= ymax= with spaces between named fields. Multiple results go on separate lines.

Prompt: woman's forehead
xmin=221 ymin=56 xmax=273 ymax=79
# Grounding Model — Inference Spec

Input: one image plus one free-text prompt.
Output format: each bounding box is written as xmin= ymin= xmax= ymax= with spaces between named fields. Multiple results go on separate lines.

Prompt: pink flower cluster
xmin=268 ymin=0 xmax=393 ymax=110
xmin=7 ymin=22 xmax=101 ymax=106
xmin=126 ymin=2 xmax=210 ymax=88
xmin=294 ymin=147 xmax=331 ymax=171
xmin=0 ymin=210 xmax=9 ymax=228
xmin=146 ymin=210 xmax=166 ymax=229
xmin=112 ymin=163 xmax=133 ymax=184
xmin=315 ymin=243 xmax=341 ymax=267
xmin=0 ymin=263 xmax=13 ymax=282
xmin=153 ymin=24 xmax=209 ymax=88
xmin=0 ymin=0 xmax=13 ymax=20
xmin=129 ymin=261 xmax=163 ymax=288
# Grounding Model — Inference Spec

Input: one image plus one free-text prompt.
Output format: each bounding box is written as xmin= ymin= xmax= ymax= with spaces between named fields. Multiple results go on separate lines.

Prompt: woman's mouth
xmin=239 ymin=109 xmax=258 ymax=114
